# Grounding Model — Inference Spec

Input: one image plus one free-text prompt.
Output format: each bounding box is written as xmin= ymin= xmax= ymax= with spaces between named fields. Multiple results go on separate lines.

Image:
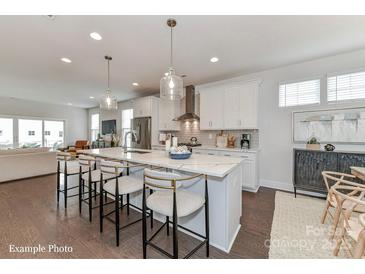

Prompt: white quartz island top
xmin=80 ymin=147 xmax=243 ymax=178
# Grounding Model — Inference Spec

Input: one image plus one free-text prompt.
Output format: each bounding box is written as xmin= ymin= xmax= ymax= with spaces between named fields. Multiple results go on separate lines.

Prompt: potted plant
xmin=306 ymin=137 xmax=320 ymax=150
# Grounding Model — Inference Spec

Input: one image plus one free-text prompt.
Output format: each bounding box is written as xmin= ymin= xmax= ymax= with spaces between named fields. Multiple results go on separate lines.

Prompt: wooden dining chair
xmin=321 ymin=171 xmax=365 ymax=238
xmin=332 ymin=185 xmax=365 ymax=258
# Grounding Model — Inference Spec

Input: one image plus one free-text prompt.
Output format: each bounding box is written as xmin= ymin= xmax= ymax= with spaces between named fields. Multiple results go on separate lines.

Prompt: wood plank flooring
xmin=0 ymin=174 xmax=276 ymax=259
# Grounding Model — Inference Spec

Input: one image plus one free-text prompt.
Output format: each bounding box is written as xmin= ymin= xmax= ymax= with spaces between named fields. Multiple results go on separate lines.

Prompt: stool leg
xmin=142 ymin=184 xmax=147 ymax=259
xmin=88 ymin=179 xmax=92 ymax=222
xmin=115 ymin=178 xmax=120 ymax=246
xmin=150 ymin=189 xmax=154 ymax=229
xmin=127 ymin=193 xmax=130 ymax=216
xmin=64 ymin=175 xmax=68 ymax=209
xmin=57 ymin=161 xmax=60 ymax=205
xmin=79 ymin=168 xmax=82 ymax=214
xmin=205 ymin=175 xmax=210 ymax=257
xmin=100 ymin=174 xmax=104 ymax=233
xmin=172 ymin=191 xmax=178 ymax=259
xmin=94 ymin=182 xmax=97 ymax=201
xmin=166 ymin=216 xmax=170 ymax=236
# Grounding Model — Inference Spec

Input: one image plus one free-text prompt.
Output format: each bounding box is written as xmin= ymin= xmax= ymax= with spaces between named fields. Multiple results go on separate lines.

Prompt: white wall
xmin=0 ymin=97 xmax=88 ymax=146
xmin=222 ymin=48 xmax=365 ymax=191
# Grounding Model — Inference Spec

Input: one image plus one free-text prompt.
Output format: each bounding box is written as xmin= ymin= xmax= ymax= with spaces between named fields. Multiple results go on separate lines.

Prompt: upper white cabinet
xmin=199 ymin=79 xmax=260 ymax=130
xmin=158 ymin=99 xmax=181 ymax=131
xmin=199 ymin=86 xmax=224 ymax=130
xmin=133 ymin=97 xmax=152 ymax=118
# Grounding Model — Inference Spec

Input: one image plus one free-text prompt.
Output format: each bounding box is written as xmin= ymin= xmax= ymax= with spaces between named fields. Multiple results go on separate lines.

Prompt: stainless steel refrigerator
xmin=131 ymin=117 xmax=151 ymax=149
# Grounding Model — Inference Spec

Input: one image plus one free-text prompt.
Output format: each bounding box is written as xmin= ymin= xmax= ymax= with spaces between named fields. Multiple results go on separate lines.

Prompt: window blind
xmin=328 ymin=71 xmax=365 ymax=102
xmin=279 ymin=79 xmax=320 ymax=107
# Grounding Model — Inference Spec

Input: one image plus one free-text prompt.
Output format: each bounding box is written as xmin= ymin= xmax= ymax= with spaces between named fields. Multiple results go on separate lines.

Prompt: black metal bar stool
xmin=78 ymin=154 xmax=101 ymax=222
xmin=142 ymin=168 xmax=209 ymax=259
xmin=99 ymin=160 xmax=152 ymax=246
xmin=57 ymin=152 xmax=90 ymax=208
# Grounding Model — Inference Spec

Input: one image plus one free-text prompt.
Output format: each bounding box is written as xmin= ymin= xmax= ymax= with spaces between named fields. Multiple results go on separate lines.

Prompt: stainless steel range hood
xmin=173 ymin=85 xmax=200 ymax=121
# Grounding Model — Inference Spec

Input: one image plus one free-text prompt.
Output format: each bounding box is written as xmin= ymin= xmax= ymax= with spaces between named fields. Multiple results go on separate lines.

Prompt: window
xmin=279 ymin=79 xmax=320 ymax=107
xmin=328 ymin=70 xmax=365 ymax=102
xmin=122 ymin=109 xmax=133 ymax=147
xmin=0 ymin=118 xmax=13 ymax=149
xmin=44 ymin=120 xmax=64 ymax=148
xmin=19 ymin=119 xmax=42 ymax=148
xmin=91 ymin=113 xmax=100 ymax=142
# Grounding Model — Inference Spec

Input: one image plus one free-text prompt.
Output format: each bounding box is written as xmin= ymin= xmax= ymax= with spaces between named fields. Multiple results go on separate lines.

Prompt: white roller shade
xmin=279 ymin=79 xmax=320 ymax=107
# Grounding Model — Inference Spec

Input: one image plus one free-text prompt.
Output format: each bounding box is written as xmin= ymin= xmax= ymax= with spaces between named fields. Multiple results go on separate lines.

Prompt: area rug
xmin=268 ymin=191 xmax=346 ymax=259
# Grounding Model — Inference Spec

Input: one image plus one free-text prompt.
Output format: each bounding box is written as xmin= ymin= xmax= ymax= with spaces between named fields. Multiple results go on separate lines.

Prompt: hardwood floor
xmin=0 ymin=174 xmax=276 ymax=259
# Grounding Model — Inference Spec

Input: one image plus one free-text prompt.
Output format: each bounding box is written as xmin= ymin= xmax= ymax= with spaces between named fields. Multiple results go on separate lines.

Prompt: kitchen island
xmin=80 ymin=147 xmax=243 ymax=253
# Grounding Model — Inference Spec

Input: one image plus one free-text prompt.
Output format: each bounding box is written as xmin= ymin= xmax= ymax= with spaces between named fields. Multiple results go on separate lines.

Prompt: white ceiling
xmin=1 ymin=15 xmax=365 ymax=108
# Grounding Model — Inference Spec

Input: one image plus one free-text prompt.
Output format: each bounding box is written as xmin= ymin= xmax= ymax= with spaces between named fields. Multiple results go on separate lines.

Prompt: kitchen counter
xmin=79 ymin=147 xmax=242 ymax=253
xmin=152 ymin=144 xmax=259 ymax=154
xmin=80 ymin=147 xmax=242 ymax=177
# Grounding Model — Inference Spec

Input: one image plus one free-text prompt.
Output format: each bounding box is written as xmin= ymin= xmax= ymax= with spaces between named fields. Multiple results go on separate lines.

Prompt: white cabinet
xmin=199 ymin=87 xmax=224 ymax=130
xmin=199 ymin=79 xmax=259 ymax=130
xmin=224 ymin=83 xmax=258 ymax=129
xmin=240 ymin=83 xmax=258 ymax=129
xmin=158 ymin=99 xmax=181 ymax=131
xmin=193 ymin=148 xmax=259 ymax=192
xmin=133 ymin=97 xmax=151 ymax=118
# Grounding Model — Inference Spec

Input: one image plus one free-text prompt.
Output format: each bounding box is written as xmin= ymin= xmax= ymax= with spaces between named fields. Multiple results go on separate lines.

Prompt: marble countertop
xmin=79 ymin=147 xmax=242 ymax=178
xmin=152 ymin=144 xmax=258 ymax=153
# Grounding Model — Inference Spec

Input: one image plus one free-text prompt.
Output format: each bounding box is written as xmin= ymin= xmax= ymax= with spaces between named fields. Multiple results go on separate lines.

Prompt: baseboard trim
xmin=242 ymin=185 xmax=260 ymax=193
xmin=260 ymin=179 xmax=293 ymax=192
xmin=259 ymin=179 xmax=326 ymax=198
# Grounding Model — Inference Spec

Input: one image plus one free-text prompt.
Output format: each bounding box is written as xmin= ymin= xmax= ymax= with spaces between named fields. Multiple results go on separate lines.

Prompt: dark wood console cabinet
xmin=293 ymin=149 xmax=365 ymax=197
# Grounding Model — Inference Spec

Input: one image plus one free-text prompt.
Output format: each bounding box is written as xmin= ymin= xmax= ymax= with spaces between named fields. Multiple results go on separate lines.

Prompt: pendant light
xmin=160 ymin=18 xmax=183 ymax=101
xmin=100 ymin=55 xmax=118 ymax=110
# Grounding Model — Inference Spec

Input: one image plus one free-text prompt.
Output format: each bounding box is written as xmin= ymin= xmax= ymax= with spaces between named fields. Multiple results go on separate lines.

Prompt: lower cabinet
xmin=193 ymin=148 xmax=259 ymax=192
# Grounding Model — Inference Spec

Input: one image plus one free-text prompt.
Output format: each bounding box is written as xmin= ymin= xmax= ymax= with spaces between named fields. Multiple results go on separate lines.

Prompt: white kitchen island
xmin=80 ymin=147 xmax=243 ymax=253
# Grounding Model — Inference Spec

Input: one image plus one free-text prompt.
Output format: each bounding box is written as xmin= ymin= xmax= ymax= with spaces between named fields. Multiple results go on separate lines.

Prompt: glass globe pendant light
xmin=160 ymin=18 xmax=183 ymax=101
xmin=100 ymin=55 xmax=118 ymax=110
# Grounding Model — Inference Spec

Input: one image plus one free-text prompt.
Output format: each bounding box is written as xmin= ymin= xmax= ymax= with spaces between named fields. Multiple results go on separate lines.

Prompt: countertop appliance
xmin=240 ymin=134 xmax=251 ymax=149
xmin=131 ymin=117 xmax=151 ymax=149
xmin=190 ymin=136 xmax=198 ymax=145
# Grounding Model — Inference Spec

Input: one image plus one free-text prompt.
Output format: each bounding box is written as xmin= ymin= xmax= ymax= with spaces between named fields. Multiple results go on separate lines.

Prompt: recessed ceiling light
xmin=90 ymin=32 xmax=102 ymax=40
xmin=132 ymin=82 xmax=139 ymax=86
xmin=210 ymin=57 xmax=219 ymax=63
xmin=61 ymin=57 xmax=72 ymax=63
xmin=67 ymin=102 xmax=72 ymax=106
xmin=89 ymin=96 xmax=95 ymax=99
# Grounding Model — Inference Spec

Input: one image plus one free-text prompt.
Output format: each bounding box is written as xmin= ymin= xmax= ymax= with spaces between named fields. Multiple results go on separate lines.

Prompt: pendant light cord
xmin=170 ymin=25 xmax=173 ymax=68
xmin=107 ymin=59 xmax=110 ymax=90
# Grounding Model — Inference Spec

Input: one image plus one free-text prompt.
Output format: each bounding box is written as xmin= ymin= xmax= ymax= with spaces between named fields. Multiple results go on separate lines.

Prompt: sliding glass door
xmin=0 ymin=117 xmax=65 ymax=149
xmin=0 ymin=118 xmax=14 ymax=149
xmin=18 ymin=119 xmax=43 ymax=148
xmin=44 ymin=120 xmax=64 ymax=148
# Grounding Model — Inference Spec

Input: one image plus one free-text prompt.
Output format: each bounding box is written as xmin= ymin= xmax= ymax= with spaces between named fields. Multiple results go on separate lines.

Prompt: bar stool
xmin=99 ymin=160 xmax=151 ymax=246
xmin=78 ymin=154 xmax=100 ymax=222
xmin=57 ymin=152 xmax=90 ymax=208
xmin=142 ymin=168 xmax=209 ymax=259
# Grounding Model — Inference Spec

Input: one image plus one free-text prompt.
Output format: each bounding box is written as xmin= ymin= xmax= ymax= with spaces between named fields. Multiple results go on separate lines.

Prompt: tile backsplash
xmin=161 ymin=121 xmax=259 ymax=149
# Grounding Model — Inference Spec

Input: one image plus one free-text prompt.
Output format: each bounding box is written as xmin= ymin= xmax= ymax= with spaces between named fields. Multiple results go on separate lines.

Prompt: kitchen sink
xmin=124 ymin=150 xmax=151 ymax=154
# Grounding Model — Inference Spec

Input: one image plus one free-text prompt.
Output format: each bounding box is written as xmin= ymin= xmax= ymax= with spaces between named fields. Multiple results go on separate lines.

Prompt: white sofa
xmin=0 ymin=148 xmax=57 ymax=183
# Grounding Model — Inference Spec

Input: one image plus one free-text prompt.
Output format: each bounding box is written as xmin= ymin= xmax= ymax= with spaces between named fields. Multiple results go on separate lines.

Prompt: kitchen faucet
xmin=124 ymin=130 xmax=138 ymax=150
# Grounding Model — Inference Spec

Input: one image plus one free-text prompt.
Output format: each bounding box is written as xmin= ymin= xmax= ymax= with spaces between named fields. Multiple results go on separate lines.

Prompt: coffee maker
xmin=240 ymin=134 xmax=251 ymax=149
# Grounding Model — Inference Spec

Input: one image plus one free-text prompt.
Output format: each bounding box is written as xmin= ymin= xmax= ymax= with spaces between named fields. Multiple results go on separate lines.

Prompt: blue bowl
xmin=169 ymin=152 xmax=191 ymax=160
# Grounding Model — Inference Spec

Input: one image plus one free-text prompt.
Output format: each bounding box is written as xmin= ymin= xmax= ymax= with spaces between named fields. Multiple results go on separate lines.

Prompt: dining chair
xmin=142 ymin=168 xmax=209 ymax=259
xmin=321 ymin=171 xmax=365 ymax=238
xmin=332 ymin=185 xmax=365 ymax=258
